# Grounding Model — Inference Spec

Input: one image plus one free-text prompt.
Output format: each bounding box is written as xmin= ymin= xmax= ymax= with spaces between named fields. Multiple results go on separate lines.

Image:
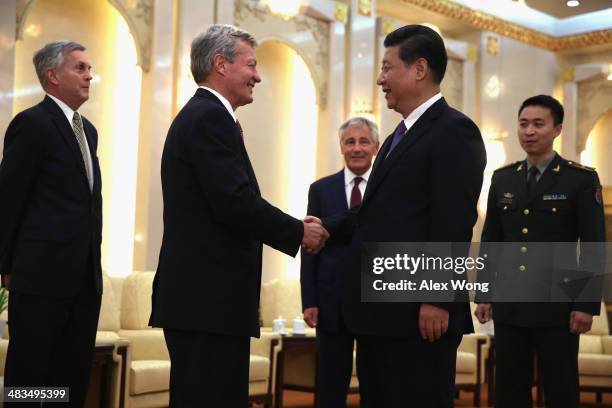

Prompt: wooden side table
xmin=87 ymin=342 xmax=128 ymax=408
xmin=274 ymin=333 xmax=318 ymax=408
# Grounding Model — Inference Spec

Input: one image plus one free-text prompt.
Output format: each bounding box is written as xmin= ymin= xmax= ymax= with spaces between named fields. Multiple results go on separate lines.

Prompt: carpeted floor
xmin=279 ymin=387 xmax=612 ymax=407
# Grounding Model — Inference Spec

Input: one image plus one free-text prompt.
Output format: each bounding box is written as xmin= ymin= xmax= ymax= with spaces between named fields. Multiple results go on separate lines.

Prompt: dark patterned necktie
xmin=350 ymin=177 xmax=363 ymax=208
xmin=527 ymin=166 xmax=540 ymax=193
xmin=72 ymin=112 xmax=93 ymax=191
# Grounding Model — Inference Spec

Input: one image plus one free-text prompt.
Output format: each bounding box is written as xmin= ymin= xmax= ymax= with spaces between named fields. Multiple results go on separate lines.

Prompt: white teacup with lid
xmin=292 ymin=317 xmax=306 ymax=334
xmin=272 ymin=316 xmax=286 ymax=333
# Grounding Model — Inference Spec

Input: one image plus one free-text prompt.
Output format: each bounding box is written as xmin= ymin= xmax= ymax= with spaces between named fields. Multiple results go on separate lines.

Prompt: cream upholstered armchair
xmin=96 ymin=271 xmax=280 ymax=407
xmin=578 ymin=302 xmax=612 ymax=403
xmin=455 ymin=303 xmax=489 ymax=407
xmin=260 ymin=279 xmax=490 ymax=406
xmin=260 ymin=278 xmax=359 ymax=404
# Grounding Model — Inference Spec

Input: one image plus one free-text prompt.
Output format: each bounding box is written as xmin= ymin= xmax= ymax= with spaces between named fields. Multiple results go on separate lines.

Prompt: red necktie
xmin=350 ymin=177 xmax=363 ymax=208
xmin=236 ymin=120 xmax=244 ymax=139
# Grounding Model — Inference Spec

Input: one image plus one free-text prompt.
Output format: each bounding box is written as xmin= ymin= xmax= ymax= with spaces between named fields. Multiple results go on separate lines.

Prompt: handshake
xmin=301 ymin=216 xmax=329 ymax=254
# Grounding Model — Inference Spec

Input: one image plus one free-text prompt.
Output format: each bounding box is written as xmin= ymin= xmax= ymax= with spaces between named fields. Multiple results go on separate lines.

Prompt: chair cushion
xmin=250 ymin=355 xmax=269 ymax=382
xmin=121 ymin=272 xmax=155 ymax=330
xmin=97 ymin=273 xmax=121 ymax=332
xmin=456 ymin=351 xmax=476 ymax=374
xmin=579 ymin=353 xmax=612 ymax=377
xmin=580 ymin=335 xmax=603 ymax=354
xmin=95 ymin=331 xmax=120 ymax=344
xmin=130 ymin=360 xmax=170 ymax=395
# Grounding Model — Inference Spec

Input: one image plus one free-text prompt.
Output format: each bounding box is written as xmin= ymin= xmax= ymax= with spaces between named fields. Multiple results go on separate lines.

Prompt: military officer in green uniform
xmin=475 ymin=95 xmax=606 ymax=408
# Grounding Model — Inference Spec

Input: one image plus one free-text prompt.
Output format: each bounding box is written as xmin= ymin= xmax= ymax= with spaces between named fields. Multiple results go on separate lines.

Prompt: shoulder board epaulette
xmin=565 ymin=160 xmax=596 ymax=172
xmin=494 ymin=161 xmax=521 ymax=172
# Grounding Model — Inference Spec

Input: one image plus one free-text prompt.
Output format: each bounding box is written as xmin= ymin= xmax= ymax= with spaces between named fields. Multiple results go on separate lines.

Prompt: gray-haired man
xmin=301 ymin=117 xmax=379 ymax=407
xmin=149 ymin=24 xmax=329 ymax=407
xmin=0 ymin=41 xmax=102 ymax=407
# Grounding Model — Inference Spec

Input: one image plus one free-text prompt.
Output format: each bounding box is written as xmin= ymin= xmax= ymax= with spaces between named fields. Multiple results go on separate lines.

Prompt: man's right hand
xmin=302 ymin=217 xmax=329 ymax=254
xmin=1 ymin=274 xmax=10 ymax=290
xmin=303 ymin=307 xmax=318 ymax=328
xmin=474 ymin=303 xmax=491 ymax=324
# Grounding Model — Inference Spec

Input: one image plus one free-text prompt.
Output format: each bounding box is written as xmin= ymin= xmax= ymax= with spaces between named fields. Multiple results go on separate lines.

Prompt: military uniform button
xmin=519 ymin=265 xmax=526 ymax=271
xmin=552 ymin=207 xmax=557 ymax=213
xmin=503 ymin=205 xmax=508 ymax=210
xmin=563 ymin=277 xmax=570 ymax=284
xmin=522 ymin=228 xmax=528 ymax=234
xmin=523 ymin=209 xmax=530 ymax=215
xmin=521 ymin=246 xmax=527 ymax=253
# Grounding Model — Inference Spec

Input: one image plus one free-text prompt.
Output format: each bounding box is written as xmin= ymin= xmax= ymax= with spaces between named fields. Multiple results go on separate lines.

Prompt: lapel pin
xmin=553 ymin=164 xmax=560 ymax=173
xmin=516 ymin=164 xmax=523 ymax=171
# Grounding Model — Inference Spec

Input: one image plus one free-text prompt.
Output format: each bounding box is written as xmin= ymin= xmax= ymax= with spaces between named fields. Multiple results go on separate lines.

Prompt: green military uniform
xmin=480 ymin=152 xmax=605 ymax=408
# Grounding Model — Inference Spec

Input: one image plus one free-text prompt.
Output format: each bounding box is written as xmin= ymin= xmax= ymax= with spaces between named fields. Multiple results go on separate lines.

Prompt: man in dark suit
xmin=301 ymin=117 xmax=379 ymax=408
xmin=149 ymin=24 xmax=328 ymax=408
xmin=475 ymin=95 xmax=605 ymax=408
xmin=318 ymin=25 xmax=486 ymax=407
xmin=0 ymin=41 xmax=102 ymax=407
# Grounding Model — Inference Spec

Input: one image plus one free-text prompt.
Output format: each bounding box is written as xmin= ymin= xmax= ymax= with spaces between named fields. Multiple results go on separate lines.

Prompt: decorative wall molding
xmin=15 ymin=0 xmax=153 ymax=71
xmin=577 ymin=75 xmax=612 ymax=153
xmin=15 ymin=0 xmax=36 ymax=40
xmin=400 ymin=0 xmax=612 ymax=51
xmin=108 ymin=0 xmax=154 ymax=72
xmin=235 ymin=0 xmax=330 ymax=109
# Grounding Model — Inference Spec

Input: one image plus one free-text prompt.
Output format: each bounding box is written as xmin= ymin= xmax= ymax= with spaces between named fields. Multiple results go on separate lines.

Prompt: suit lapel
xmin=43 ymin=97 xmax=90 ymax=190
xmin=238 ymin=138 xmax=261 ymax=195
xmin=194 ymin=88 xmax=261 ymax=195
xmin=362 ymin=98 xmax=446 ymax=206
xmin=334 ymin=170 xmax=349 ymax=210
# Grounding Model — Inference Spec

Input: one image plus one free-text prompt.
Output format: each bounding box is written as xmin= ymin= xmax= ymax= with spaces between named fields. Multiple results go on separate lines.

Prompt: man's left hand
xmin=569 ymin=311 xmax=593 ymax=334
xmin=419 ymin=303 xmax=449 ymax=342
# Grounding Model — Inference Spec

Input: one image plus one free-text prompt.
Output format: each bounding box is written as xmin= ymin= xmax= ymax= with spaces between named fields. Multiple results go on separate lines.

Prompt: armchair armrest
xmin=251 ymin=332 xmax=282 ymax=396
xmin=0 ymin=338 xmax=8 ymax=373
xmin=601 ymin=335 xmax=612 ymax=355
xmin=458 ymin=333 xmax=489 ymax=384
xmin=117 ymin=329 xmax=169 ymax=361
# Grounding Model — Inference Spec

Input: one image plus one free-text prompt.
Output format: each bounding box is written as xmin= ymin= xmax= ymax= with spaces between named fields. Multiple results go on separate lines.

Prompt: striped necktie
xmin=72 ymin=112 xmax=93 ymax=191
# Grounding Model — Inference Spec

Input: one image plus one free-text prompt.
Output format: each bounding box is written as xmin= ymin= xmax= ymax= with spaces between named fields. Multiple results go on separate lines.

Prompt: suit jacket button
xmin=522 ymin=228 xmax=528 ymax=235
xmin=552 ymin=207 xmax=557 ymax=213
xmin=521 ymin=246 xmax=527 ymax=253
xmin=503 ymin=205 xmax=508 ymax=211
xmin=519 ymin=265 xmax=526 ymax=271
xmin=523 ymin=209 xmax=529 ymax=215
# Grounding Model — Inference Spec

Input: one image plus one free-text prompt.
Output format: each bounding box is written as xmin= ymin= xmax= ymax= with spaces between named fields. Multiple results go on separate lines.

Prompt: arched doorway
xmin=13 ymin=0 xmax=142 ymax=277
xmin=238 ymin=39 xmax=319 ymax=281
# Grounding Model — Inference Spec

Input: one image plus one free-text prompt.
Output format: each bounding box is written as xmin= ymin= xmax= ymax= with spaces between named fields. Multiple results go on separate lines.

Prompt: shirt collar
xmin=200 ymin=86 xmax=236 ymax=122
xmin=402 ymin=92 xmax=443 ymax=127
xmin=47 ymin=93 xmax=78 ymax=125
xmin=344 ymin=166 xmax=372 ymax=187
xmin=526 ymin=151 xmax=556 ymax=174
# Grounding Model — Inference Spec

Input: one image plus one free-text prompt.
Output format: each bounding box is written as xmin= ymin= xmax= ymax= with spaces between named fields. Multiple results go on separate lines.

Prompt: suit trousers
xmin=316 ymin=324 xmax=356 ymax=408
xmin=356 ymin=331 xmax=461 ymax=408
xmin=3 ymin=275 xmax=101 ymax=408
xmin=494 ymin=321 xmax=580 ymax=408
xmin=163 ymin=329 xmax=250 ymax=408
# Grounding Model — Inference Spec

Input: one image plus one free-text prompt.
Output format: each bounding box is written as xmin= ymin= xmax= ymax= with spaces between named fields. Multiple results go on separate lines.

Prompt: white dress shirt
xmin=344 ymin=166 xmax=372 ymax=207
xmin=47 ymin=93 xmax=94 ymax=190
xmin=200 ymin=86 xmax=237 ymax=123
xmin=401 ymin=92 xmax=443 ymax=132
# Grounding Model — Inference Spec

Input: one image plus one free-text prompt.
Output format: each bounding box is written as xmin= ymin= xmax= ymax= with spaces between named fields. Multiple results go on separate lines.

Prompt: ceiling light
xmin=566 ymin=0 xmax=580 ymax=7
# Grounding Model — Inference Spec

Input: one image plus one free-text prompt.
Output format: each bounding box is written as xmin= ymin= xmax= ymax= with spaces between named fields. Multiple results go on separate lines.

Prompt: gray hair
xmin=338 ymin=117 xmax=380 ymax=145
xmin=191 ymin=24 xmax=257 ymax=83
xmin=33 ymin=40 xmax=86 ymax=88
